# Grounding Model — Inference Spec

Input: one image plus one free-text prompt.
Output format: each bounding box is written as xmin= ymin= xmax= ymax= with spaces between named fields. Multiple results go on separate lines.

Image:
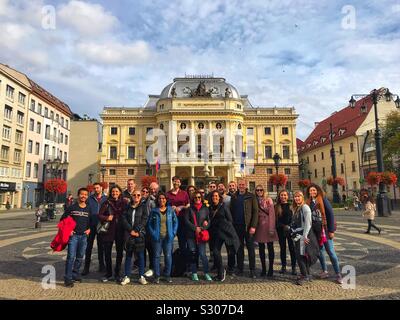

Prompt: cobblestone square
xmin=0 ymin=209 xmax=399 ymax=300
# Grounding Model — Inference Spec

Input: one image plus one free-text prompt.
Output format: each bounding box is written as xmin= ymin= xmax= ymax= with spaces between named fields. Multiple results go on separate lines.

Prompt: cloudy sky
xmin=1 ymin=0 xmax=399 ymax=139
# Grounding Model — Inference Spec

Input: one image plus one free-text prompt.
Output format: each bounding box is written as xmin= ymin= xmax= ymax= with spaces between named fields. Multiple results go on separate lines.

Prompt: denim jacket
xmin=147 ymin=206 xmax=178 ymax=242
xmin=87 ymin=194 xmax=107 ymax=227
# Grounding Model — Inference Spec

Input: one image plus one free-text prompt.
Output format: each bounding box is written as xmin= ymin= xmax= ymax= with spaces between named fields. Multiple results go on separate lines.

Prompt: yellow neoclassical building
xmin=100 ymin=76 xmax=299 ymax=192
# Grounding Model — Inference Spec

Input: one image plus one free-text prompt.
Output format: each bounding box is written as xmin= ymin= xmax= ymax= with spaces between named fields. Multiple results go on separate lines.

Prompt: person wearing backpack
xmin=120 ymin=190 xmax=149 ymax=286
xmin=290 ymin=191 xmax=319 ymax=285
xmin=306 ymin=183 xmax=342 ymax=284
xmin=184 ymin=191 xmax=212 ymax=282
xmin=147 ymin=192 xmax=178 ymax=284
xmin=360 ymin=190 xmax=382 ymax=234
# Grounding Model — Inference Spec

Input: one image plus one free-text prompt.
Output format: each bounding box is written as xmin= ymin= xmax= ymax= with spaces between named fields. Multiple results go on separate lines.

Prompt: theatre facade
xmin=100 ymin=76 xmax=299 ymax=193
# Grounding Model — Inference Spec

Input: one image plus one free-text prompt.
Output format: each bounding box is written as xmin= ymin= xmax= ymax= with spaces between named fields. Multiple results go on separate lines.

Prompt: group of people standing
xmin=60 ymin=176 xmax=350 ymax=288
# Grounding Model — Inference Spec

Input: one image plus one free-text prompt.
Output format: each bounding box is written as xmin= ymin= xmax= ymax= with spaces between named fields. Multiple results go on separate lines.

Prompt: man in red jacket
xmin=60 ymin=187 xmax=91 ymax=288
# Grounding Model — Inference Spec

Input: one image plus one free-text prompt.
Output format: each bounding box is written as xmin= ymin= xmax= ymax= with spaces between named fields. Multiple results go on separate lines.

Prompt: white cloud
xmin=58 ymin=0 xmax=118 ymax=36
xmin=76 ymin=40 xmax=150 ymax=66
xmin=0 ymin=0 xmax=10 ymax=16
xmin=0 ymin=0 xmax=399 ymax=140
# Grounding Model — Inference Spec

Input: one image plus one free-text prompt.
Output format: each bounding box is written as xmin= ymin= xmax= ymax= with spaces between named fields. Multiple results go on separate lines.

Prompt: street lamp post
xmin=273 ymin=153 xmax=281 ymax=174
xmin=88 ymin=173 xmax=94 ymax=185
xmin=299 ymin=159 xmax=305 ymax=179
xmin=45 ymin=157 xmax=63 ymax=218
xmin=329 ymin=122 xmax=341 ymax=204
xmin=273 ymin=153 xmax=281 ymax=192
xmin=349 ymin=88 xmax=400 ymax=216
xmin=307 ymin=170 xmax=312 ymax=181
xmin=100 ymin=166 xmax=106 ymax=183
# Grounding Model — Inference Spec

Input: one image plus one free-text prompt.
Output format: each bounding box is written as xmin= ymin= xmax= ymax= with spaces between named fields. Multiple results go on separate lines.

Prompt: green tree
xmin=382 ymin=111 xmax=400 ymax=184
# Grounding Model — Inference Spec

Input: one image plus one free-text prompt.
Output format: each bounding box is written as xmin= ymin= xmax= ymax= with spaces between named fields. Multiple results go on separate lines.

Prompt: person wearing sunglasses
xmin=141 ymin=188 xmax=150 ymax=201
xmin=198 ymin=189 xmax=206 ymax=198
xmin=184 ymin=192 xmax=212 ymax=282
xmin=186 ymin=185 xmax=197 ymax=201
xmin=120 ymin=191 xmax=149 ymax=285
xmin=254 ymin=185 xmax=278 ymax=278
xmin=143 ymin=182 xmax=160 ymax=278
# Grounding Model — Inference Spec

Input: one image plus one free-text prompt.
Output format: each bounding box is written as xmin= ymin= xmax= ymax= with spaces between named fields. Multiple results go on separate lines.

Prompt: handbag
xmin=192 ymin=211 xmax=209 ymax=243
xmin=97 ymin=221 xmax=110 ymax=234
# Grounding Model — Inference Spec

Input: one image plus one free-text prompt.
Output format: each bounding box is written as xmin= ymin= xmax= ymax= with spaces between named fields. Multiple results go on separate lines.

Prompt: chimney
xmin=314 ymin=122 xmax=320 ymax=127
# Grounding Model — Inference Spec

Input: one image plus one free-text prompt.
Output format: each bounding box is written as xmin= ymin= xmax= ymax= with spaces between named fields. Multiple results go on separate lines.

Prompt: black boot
xmin=291 ymin=266 xmax=297 ymax=276
xmin=260 ymin=261 xmax=266 ymax=277
xmin=279 ymin=266 xmax=286 ymax=274
xmin=82 ymin=265 xmax=89 ymax=276
xmin=267 ymin=261 xmax=274 ymax=278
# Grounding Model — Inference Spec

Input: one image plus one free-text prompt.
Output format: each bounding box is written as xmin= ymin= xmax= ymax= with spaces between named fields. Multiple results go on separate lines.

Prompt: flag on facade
xmin=155 ymin=158 xmax=160 ymax=172
xmin=240 ymin=152 xmax=246 ymax=172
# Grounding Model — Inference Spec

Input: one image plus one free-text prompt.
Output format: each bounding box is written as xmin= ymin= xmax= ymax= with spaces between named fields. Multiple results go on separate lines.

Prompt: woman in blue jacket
xmin=147 ymin=192 xmax=178 ymax=284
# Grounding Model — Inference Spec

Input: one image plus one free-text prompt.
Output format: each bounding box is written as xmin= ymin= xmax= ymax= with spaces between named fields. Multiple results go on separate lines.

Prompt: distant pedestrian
xmin=64 ymin=194 xmax=74 ymax=210
xmin=361 ymin=192 xmax=382 ymax=234
xmin=353 ymin=194 xmax=360 ymax=211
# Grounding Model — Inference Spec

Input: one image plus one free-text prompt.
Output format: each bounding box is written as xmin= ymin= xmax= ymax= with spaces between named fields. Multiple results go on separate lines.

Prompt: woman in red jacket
xmin=98 ymin=185 xmax=126 ymax=282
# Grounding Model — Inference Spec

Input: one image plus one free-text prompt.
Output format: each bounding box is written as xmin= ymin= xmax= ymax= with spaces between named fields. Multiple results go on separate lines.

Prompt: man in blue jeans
xmin=61 ymin=188 xmax=91 ymax=288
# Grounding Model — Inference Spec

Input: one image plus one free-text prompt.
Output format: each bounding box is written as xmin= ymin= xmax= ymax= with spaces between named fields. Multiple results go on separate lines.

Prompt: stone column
xmin=170 ymin=166 xmax=176 ymax=190
xmin=210 ymin=166 xmax=215 ymax=177
xmin=208 ymin=121 xmax=213 ymax=159
xmin=232 ymin=122 xmax=236 ymax=162
xmin=190 ymin=166 xmax=195 ymax=186
xmin=224 ymin=121 xmax=231 ymax=164
xmin=168 ymin=120 xmax=178 ymax=163
xmin=190 ymin=121 xmax=196 ymax=160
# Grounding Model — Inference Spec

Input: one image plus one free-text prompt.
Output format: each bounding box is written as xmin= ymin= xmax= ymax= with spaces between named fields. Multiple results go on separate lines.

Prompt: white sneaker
xmin=120 ymin=276 xmax=131 ymax=286
xmin=319 ymin=271 xmax=329 ymax=279
xmin=144 ymin=269 xmax=154 ymax=277
xmin=138 ymin=276 xmax=148 ymax=285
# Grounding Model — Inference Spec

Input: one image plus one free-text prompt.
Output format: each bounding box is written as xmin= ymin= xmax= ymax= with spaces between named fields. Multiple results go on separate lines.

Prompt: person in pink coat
xmin=254 ymin=185 xmax=278 ymax=277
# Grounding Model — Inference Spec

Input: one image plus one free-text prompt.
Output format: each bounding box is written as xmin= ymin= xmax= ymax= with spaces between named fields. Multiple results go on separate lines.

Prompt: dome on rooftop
xmin=159 ymin=77 xmax=240 ymax=99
